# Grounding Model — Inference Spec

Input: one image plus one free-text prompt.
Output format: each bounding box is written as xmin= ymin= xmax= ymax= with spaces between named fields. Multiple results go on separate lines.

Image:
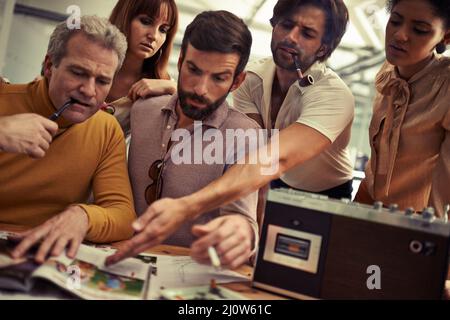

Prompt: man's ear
xmin=316 ymin=44 xmax=329 ymax=59
xmin=177 ymin=53 xmax=184 ymax=72
xmin=43 ymin=55 xmax=54 ymax=79
xmin=230 ymin=71 xmax=247 ymax=92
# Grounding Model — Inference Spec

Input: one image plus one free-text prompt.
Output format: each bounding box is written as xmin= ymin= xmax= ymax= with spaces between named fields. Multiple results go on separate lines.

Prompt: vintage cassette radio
xmin=253 ymin=189 xmax=450 ymax=299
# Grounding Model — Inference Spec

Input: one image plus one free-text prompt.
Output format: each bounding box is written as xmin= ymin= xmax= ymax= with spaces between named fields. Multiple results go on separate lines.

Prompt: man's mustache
xmin=277 ymin=41 xmax=303 ymax=56
xmin=183 ymin=92 xmax=211 ymax=106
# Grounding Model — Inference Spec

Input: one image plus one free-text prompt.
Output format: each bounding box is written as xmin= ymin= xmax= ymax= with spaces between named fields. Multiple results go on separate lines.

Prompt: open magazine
xmin=0 ymin=234 xmax=154 ymax=300
xmin=0 ymin=232 xmax=250 ymax=300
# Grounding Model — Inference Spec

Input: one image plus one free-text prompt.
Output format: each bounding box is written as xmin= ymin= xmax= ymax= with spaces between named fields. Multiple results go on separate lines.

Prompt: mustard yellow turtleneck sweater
xmin=0 ymin=79 xmax=136 ymax=243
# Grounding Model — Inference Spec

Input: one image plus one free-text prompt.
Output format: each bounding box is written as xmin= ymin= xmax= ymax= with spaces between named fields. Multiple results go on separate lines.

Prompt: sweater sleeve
xmin=77 ymin=120 xmax=136 ymax=243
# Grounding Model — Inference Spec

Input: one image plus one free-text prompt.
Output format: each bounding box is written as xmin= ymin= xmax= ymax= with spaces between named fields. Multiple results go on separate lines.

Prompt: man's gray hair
xmin=47 ymin=15 xmax=127 ymax=71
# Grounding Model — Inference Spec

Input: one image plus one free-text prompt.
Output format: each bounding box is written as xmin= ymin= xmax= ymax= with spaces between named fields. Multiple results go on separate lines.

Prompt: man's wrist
xmin=241 ymin=217 xmax=256 ymax=246
xmin=182 ymin=195 xmax=204 ymax=221
xmin=69 ymin=205 xmax=90 ymax=228
xmin=239 ymin=216 xmax=258 ymax=257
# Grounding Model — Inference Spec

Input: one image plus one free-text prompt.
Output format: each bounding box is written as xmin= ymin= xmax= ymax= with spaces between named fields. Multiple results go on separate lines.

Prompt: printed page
xmin=31 ymin=244 xmax=155 ymax=300
xmin=143 ymin=254 xmax=250 ymax=299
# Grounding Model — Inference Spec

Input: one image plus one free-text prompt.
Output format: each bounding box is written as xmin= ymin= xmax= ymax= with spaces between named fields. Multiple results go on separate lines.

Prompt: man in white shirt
xmin=234 ymin=0 xmax=354 ymax=203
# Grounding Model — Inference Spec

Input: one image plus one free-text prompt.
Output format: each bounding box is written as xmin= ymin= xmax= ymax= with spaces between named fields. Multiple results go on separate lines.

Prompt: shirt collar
xmin=161 ymin=93 xmax=230 ymax=130
xmin=383 ymin=54 xmax=439 ymax=85
xmin=408 ymin=55 xmax=439 ymax=85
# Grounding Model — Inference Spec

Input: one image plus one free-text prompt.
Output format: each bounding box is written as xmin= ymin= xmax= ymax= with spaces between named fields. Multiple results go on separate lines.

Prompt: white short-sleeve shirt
xmin=233 ymin=57 xmax=355 ymax=191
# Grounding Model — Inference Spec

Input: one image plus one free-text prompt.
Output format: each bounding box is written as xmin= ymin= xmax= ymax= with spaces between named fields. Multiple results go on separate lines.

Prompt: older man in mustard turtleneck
xmin=0 ymin=16 xmax=136 ymax=263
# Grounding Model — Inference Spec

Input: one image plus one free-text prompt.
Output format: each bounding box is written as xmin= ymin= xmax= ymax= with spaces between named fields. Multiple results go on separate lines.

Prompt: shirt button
xmin=167 ymin=125 xmax=171 ymax=130
xmin=162 ymin=144 xmax=166 ymax=148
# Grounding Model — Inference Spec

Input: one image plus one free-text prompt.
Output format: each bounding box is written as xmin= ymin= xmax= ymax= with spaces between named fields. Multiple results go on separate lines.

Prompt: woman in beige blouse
xmin=355 ymin=0 xmax=450 ymax=218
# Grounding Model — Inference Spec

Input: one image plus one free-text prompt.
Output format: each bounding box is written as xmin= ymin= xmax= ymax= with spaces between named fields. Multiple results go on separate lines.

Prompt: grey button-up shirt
xmin=129 ymin=94 xmax=259 ymax=247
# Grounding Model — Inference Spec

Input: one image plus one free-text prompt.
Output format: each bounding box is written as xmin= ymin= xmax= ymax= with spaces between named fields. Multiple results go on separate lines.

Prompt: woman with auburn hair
xmin=355 ymin=0 xmax=450 ymax=218
xmin=105 ymin=0 xmax=178 ymax=132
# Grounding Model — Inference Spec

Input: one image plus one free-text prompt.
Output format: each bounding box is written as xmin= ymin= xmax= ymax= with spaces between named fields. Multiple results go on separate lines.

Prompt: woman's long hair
xmin=109 ymin=0 xmax=179 ymax=79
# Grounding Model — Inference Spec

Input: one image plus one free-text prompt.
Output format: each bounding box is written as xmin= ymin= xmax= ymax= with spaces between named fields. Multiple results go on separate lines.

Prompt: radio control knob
xmin=422 ymin=207 xmax=435 ymax=221
xmin=405 ymin=207 xmax=415 ymax=216
xmin=389 ymin=204 xmax=398 ymax=213
xmin=373 ymin=201 xmax=383 ymax=211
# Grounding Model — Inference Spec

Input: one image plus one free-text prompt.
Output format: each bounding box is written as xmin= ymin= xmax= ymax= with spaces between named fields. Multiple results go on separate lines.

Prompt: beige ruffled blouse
xmin=363 ymin=55 xmax=450 ymax=217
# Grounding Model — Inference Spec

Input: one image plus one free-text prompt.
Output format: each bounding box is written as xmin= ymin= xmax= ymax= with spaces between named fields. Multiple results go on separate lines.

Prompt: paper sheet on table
xmin=143 ymin=253 xmax=251 ymax=299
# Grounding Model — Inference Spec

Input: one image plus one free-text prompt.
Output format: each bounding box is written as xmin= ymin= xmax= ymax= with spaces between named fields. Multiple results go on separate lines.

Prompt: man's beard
xmin=177 ymin=78 xmax=230 ymax=121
